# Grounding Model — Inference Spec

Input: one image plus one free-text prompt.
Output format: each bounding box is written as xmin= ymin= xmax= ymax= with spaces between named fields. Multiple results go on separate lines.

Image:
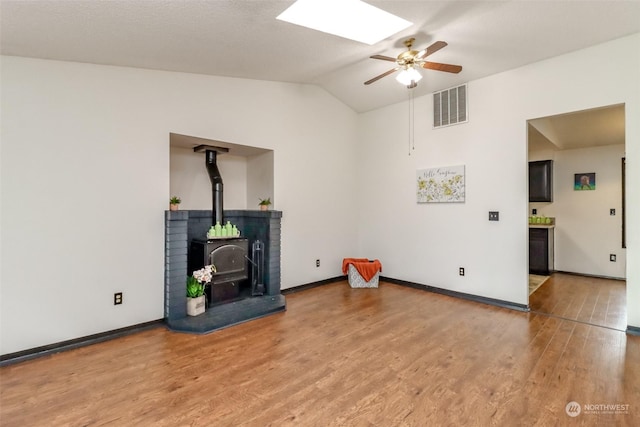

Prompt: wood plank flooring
xmin=529 ymin=273 xmax=627 ymax=331
xmin=1 ymin=281 xmax=638 ymax=426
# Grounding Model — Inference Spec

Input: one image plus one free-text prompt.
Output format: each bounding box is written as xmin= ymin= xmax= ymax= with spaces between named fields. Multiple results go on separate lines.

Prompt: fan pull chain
xmin=411 ymin=89 xmax=415 ymax=152
xmin=408 ymin=88 xmax=415 ymax=156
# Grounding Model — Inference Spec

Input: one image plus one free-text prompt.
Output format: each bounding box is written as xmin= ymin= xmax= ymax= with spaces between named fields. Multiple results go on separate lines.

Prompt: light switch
xmin=489 ymin=211 xmax=499 ymax=221
xmin=610 ymin=208 xmax=616 ymax=216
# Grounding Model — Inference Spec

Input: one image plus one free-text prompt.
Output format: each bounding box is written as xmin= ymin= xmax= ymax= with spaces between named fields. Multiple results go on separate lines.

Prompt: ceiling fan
xmin=364 ymin=38 xmax=462 ymax=89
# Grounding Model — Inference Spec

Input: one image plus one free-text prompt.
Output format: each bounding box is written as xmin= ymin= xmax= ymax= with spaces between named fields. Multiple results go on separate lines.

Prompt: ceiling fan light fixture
xmin=396 ymin=67 xmax=422 ymax=86
xmin=276 ymin=0 xmax=412 ymax=45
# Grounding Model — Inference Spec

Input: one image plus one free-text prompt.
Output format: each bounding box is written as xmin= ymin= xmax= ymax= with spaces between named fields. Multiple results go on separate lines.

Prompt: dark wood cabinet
xmin=529 ymin=227 xmax=554 ymax=275
xmin=529 ymin=160 xmax=553 ymax=202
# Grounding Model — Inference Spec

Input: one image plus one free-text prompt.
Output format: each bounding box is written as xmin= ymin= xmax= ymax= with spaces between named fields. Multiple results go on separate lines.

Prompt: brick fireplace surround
xmin=164 ymin=209 xmax=285 ymax=333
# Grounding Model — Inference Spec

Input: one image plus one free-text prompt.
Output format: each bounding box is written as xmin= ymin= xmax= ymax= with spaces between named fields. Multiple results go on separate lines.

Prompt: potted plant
xmin=186 ymin=265 xmax=216 ymax=316
xmin=258 ymin=197 xmax=271 ymax=211
xmin=169 ymin=196 xmax=181 ymax=211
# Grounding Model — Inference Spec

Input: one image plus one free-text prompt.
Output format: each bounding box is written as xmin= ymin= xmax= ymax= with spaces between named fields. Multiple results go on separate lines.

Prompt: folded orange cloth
xmin=342 ymin=258 xmax=382 ymax=282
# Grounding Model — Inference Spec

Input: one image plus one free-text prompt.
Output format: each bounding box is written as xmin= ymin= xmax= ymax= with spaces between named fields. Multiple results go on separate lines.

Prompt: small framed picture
xmin=574 ymin=173 xmax=596 ymax=191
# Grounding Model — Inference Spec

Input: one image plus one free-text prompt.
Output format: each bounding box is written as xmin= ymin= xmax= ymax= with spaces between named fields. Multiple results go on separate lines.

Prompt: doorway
xmin=526 ymin=104 xmax=627 ymax=330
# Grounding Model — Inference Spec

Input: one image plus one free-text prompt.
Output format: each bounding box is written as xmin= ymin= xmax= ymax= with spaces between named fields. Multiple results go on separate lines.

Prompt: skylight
xmin=276 ymin=0 xmax=412 ymax=45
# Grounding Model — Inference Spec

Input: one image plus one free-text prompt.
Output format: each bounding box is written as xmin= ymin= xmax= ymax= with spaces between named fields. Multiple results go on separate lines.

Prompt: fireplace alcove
xmin=165 ymin=209 xmax=285 ymax=333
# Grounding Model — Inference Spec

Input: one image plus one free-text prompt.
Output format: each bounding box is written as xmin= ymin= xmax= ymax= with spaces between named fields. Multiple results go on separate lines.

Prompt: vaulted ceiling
xmin=2 ymin=1 xmax=640 ymax=114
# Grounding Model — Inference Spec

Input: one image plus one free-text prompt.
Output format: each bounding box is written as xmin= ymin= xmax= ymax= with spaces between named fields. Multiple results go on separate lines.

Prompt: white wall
xmin=530 ymin=145 xmax=626 ymax=278
xmin=358 ymin=34 xmax=639 ymax=327
xmin=170 ymin=146 xmax=248 ymax=210
xmin=0 ymin=57 xmax=359 ymax=354
xmin=247 ymin=151 xmax=274 ymax=209
xmin=358 ymin=89 xmax=529 ymax=305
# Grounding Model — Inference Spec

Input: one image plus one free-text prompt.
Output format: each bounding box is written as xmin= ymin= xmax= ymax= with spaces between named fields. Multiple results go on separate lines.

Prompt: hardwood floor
xmin=1 ymin=281 xmax=638 ymax=426
xmin=529 ymin=272 xmax=627 ymax=331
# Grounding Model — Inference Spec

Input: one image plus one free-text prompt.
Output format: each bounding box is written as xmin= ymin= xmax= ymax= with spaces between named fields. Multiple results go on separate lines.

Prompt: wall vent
xmin=433 ymin=84 xmax=468 ymax=128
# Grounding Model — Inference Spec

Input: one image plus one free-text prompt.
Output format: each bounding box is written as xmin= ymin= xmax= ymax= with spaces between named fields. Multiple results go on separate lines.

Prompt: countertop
xmin=529 ymin=224 xmax=555 ymax=229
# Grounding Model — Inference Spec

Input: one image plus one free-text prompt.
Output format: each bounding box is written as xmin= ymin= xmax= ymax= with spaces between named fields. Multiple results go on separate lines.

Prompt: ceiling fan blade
xmin=364 ymin=67 xmax=400 ymax=85
xmin=415 ymin=41 xmax=448 ymax=59
xmin=422 ymin=61 xmax=462 ymax=74
xmin=370 ymin=54 xmax=397 ymax=62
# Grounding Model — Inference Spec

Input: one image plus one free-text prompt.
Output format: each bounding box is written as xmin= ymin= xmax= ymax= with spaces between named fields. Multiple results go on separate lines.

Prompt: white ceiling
xmin=1 ymin=1 xmax=639 ymax=113
xmin=528 ymin=104 xmax=625 ymax=153
xmin=170 ymin=132 xmax=271 ymax=157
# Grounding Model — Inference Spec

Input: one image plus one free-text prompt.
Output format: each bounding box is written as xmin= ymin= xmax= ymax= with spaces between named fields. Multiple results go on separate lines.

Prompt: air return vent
xmin=433 ymin=84 xmax=468 ymax=128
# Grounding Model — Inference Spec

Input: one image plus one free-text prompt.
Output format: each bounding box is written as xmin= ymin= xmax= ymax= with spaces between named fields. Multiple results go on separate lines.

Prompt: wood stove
xmin=189 ymin=238 xmax=249 ymax=303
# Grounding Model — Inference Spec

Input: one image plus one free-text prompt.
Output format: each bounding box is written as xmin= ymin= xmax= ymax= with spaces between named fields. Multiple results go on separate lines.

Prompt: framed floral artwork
xmin=417 ymin=165 xmax=465 ymax=203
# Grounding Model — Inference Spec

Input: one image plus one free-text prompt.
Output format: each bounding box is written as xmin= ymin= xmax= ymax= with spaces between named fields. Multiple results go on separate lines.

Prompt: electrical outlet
xmin=532 ymin=208 xmax=537 ymax=215
xmin=459 ymin=267 xmax=465 ymax=276
xmin=114 ymin=292 xmax=123 ymax=305
xmin=610 ymin=254 xmax=616 ymax=262
xmin=316 ymin=259 xmax=320 ymax=267
xmin=489 ymin=211 xmax=499 ymax=221
xmin=610 ymin=208 xmax=616 ymax=216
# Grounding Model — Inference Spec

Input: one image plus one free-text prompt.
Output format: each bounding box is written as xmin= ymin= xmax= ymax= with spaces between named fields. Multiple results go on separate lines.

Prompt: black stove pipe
xmin=205 ymin=150 xmax=224 ymax=225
